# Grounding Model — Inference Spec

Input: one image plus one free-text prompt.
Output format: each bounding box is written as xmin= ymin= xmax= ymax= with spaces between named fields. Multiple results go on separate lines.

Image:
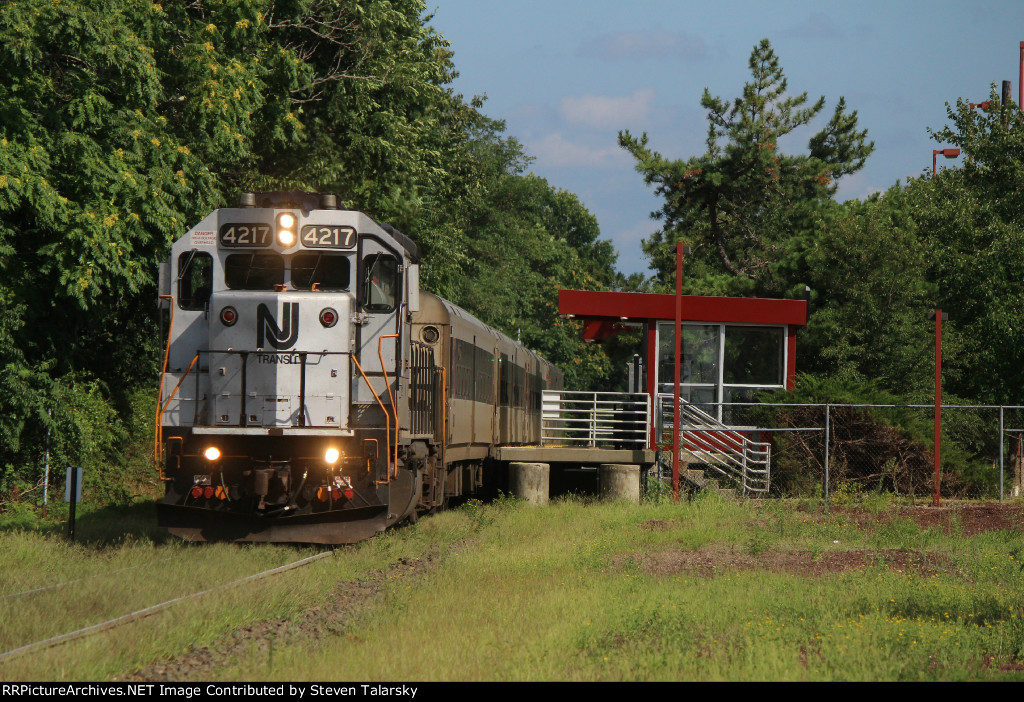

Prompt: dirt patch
xmin=639 ymin=520 xmax=673 ymax=531
xmin=896 ymin=503 xmax=1024 ymax=537
xmin=636 ymin=547 xmax=953 ymax=578
xmin=115 ymin=555 xmax=435 ymax=682
xmin=785 ymin=502 xmax=1023 ymax=537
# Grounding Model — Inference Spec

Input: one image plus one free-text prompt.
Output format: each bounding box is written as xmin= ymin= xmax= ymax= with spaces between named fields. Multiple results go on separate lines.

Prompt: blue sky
xmin=426 ymin=0 xmax=1024 ymax=276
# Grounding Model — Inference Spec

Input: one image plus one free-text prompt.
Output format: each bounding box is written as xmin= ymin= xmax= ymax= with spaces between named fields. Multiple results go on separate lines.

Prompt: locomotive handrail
xmin=378 ymin=333 xmax=400 ymax=481
xmin=155 ymin=353 xmax=200 ymax=480
xmin=154 ymin=294 xmax=176 ymax=480
xmin=350 ymin=353 xmax=393 ymax=485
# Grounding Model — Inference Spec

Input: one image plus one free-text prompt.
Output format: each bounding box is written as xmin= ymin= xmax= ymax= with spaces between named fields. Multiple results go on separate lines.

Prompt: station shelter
xmin=558 ymin=289 xmax=807 ymax=444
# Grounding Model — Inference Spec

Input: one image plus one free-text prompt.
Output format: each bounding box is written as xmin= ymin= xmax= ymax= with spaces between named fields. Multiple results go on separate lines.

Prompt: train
xmin=155 ymin=191 xmax=563 ymax=543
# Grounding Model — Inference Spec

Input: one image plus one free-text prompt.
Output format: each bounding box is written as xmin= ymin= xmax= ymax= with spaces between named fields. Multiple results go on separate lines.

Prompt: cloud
xmin=579 ymin=30 xmax=711 ymax=61
xmin=782 ymin=12 xmax=871 ymax=41
xmin=834 ymin=170 xmax=887 ymax=203
xmin=528 ymin=133 xmax=631 ymax=169
xmin=783 ymin=12 xmax=844 ymax=39
xmin=560 ymin=89 xmax=656 ymax=129
xmin=608 ymin=220 xmax=659 ymax=275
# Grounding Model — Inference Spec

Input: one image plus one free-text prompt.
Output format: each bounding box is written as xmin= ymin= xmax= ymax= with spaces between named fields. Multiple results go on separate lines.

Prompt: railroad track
xmin=0 ymin=550 xmax=334 ymax=663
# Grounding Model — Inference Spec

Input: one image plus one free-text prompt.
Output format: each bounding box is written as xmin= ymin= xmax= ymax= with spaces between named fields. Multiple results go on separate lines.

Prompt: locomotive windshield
xmin=292 ymin=254 xmax=351 ymax=290
xmin=225 ymin=253 xmax=285 ymax=290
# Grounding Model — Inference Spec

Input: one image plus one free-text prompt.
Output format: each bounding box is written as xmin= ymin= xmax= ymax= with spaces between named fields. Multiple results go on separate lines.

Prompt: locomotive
xmin=155 ymin=192 xmax=563 ymax=543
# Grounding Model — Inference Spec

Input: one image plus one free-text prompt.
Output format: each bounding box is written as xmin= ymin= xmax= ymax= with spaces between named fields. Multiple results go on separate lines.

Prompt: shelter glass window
xmin=723 ymin=326 xmax=783 ymax=386
xmin=658 ymin=323 xmax=720 ymax=390
xmin=656 ymin=321 xmax=787 ymax=422
xmin=177 ymin=252 xmax=213 ymax=310
xmin=291 ymin=254 xmax=351 ymax=290
xmin=225 ymin=253 xmax=284 ymax=290
xmin=363 ymin=254 xmax=398 ymax=312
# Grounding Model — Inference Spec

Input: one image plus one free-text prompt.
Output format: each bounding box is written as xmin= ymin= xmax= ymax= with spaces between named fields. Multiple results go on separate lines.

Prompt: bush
xmin=0 ymin=377 xmax=160 ymax=517
xmin=759 ymin=374 xmax=992 ymax=498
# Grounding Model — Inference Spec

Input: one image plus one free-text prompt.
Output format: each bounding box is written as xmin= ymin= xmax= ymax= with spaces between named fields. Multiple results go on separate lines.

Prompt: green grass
xmin=2 ymin=493 xmax=1023 ymax=681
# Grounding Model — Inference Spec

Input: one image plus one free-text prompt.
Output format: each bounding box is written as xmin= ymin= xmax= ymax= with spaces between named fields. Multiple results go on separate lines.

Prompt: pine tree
xmin=619 ymin=39 xmax=873 ymax=297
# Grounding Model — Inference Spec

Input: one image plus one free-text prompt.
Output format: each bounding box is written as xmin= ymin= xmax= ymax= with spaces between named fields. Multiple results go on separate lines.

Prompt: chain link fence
xmin=694 ymin=402 xmax=1024 ymax=500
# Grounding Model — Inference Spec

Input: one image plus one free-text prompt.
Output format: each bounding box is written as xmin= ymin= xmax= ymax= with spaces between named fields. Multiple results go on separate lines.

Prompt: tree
xmin=0 ymin=0 xmax=496 ymax=479
xmin=913 ymin=88 xmax=1024 ymax=404
xmin=792 ymin=85 xmax=1024 ymax=406
xmin=0 ymin=0 xmax=625 ymax=491
xmin=619 ymin=39 xmax=873 ymax=297
xmin=799 ymin=198 xmax=935 ymax=397
xmin=448 ymin=113 xmax=619 ymax=389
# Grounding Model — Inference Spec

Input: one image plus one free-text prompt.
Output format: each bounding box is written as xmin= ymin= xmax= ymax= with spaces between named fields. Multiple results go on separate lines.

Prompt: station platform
xmin=492 ymin=445 xmax=655 ymax=465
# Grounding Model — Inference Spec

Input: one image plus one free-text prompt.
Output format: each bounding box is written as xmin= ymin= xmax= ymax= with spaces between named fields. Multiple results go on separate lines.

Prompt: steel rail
xmin=0 ymin=558 xmax=177 ymax=602
xmin=0 ymin=551 xmax=333 ymax=663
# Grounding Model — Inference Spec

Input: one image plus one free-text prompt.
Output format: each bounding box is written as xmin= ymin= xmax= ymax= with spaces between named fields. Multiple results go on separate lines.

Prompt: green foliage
xmin=758 ymin=375 xmax=994 ymax=497
xmin=620 ymin=39 xmax=872 ymax=296
xmin=800 ymin=202 xmax=934 ymax=396
xmin=0 ymin=0 xmax=624 ymax=504
xmin=799 ymin=87 xmax=1024 ymax=407
xmin=915 ymin=90 xmax=1024 ymax=404
xmin=441 ymin=113 xmax=618 ymax=389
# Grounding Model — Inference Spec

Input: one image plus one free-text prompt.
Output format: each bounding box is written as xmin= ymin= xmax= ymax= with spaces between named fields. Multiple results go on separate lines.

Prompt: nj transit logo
xmin=257 ymin=303 xmax=299 ymax=349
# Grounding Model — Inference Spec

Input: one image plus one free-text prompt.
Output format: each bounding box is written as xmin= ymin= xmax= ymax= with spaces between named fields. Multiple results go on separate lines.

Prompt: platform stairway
xmin=657 ymin=395 xmax=772 ymax=496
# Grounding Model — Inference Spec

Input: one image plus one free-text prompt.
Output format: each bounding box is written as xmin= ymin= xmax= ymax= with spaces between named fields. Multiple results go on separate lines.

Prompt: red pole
xmin=1019 ymin=41 xmax=1022 ymax=109
xmin=672 ymin=243 xmax=683 ymax=502
xmin=933 ymin=309 xmax=942 ymax=506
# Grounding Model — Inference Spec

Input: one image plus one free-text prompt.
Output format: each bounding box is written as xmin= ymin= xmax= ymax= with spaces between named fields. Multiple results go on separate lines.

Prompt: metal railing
xmin=656 ymin=394 xmax=772 ymax=495
xmin=655 ymin=400 xmax=1024 ymax=500
xmin=541 ymin=391 xmax=650 ymax=448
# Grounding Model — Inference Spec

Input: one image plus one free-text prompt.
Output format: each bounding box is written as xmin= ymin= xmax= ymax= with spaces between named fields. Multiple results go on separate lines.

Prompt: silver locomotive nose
xmin=209 ymin=291 xmax=353 ymax=428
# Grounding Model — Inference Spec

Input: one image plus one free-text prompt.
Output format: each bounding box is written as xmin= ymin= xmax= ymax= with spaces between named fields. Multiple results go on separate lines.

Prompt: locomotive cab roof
xmin=230 ymin=190 xmax=421 ymax=262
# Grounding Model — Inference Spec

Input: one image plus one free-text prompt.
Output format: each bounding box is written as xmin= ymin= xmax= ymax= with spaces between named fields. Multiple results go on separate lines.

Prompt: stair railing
xmin=656 ymin=394 xmax=771 ymax=495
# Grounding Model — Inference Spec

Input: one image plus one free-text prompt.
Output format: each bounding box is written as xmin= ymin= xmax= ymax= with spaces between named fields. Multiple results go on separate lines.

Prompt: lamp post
xmin=932 ymin=148 xmax=961 ymax=175
xmin=1019 ymin=40 xmax=1023 ymax=108
xmin=928 ymin=310 xmax=948 ymax=506
xmin=672 ymin=243 xmax=690 ymax=502
xmin=969 ymin=101 xmax=991 ymax=112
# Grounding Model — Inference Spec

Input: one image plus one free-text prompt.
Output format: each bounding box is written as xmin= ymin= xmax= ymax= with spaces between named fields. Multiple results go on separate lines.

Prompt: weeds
xmin=2 ymin=498 xmax=1023 ymax=681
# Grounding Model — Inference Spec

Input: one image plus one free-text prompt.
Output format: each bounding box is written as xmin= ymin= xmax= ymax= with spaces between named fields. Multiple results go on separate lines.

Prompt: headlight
xmin=421 ymin=325 xmax=440 ymax=344
xmin=324 ymin=447 xmax=340 ymax=464
xmin=276 ymin=212 xmax=297 ymax=247
xmin=204 ymin=446 xmax=221 ymax=461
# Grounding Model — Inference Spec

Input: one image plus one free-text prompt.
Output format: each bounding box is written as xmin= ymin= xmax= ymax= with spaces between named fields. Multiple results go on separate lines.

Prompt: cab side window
xmin=362 ymin=253 xmax=398 ymax=312
xmin=178 ymin=251 xmax=213 ymax=310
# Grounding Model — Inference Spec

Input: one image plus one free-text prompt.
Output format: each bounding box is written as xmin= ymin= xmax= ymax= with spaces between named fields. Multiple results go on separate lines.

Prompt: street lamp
xmin=928 ymin=310 xmax=948 ymax=506
xmin=672 ymin=242 xmax=691 ymax=503
xmin=969 ymin=101 xmax=991 ymax=112
xmin=932 ymin=148 xmax=961 ymax=175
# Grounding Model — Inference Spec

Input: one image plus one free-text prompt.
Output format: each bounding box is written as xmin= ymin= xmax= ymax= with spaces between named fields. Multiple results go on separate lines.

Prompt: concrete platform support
xmin=509 ymin=462 xmax=550 ymax=506
xmin=599 ymin=464 xmax=641 ymax=503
